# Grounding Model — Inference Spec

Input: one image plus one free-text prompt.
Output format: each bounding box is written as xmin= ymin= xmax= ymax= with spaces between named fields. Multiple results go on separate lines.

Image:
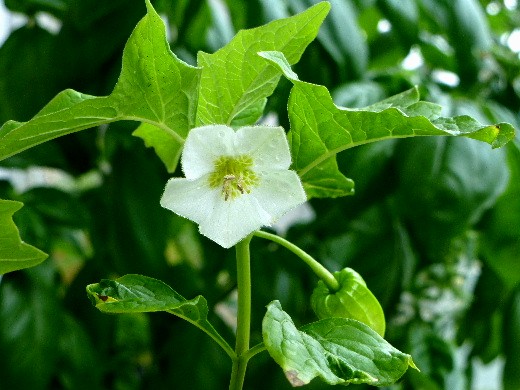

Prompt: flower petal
xmin=182 ymin=125 xmax=236 ymax=179
xmin=199 ymin=195 xmax=271 ymax=248
xmin=162 ymin=124 xmax=307 ymax=249
xmin=253 ymin=170 xmax=307 ymax=219
xmin=160 ymin=176 xmax=220 ymax=224
xmin=234 ymin=126 xmax=292 ymax=170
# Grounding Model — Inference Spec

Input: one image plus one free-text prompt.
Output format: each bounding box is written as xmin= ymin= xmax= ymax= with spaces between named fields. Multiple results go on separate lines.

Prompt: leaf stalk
xmin=254 ymin=230 xmax=339 ymax=292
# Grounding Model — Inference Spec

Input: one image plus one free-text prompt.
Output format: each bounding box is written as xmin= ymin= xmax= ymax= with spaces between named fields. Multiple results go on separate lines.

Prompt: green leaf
xmin=195 ymin=1 xmax=330 ymax=126
xmin=263 ymin=300 xmax=417 ymax=387
xmin=0 ymin=199 xmax=47 ymax=274
xmin=258 ymin=50 xmax=516 ymax=199
xmin=132 ymin=122 xmax=182 ymax=173
xmin=0 ymin=0 xmax=200 ymax=174
xmin=311 ymin=267 xmax=386 ymax=337
xmin=86 ymin=274 xmax=235 ymax=359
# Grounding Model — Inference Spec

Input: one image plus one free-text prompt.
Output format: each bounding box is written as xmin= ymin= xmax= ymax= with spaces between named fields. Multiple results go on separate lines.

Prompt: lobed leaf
xmin=0 ymin=0 xmax=200 ymax=172
xmin=86 ymin=274 xmax=235 ymax=358
xmin=0 ymin=199 xmax=48 ymax=274
xmin=195 ymin=1 xmax=330 ymax=126
xmin=258 ymin=50 xmax=516 ymax=199
xmin=262 ymin=300 xmax=417 ymax=387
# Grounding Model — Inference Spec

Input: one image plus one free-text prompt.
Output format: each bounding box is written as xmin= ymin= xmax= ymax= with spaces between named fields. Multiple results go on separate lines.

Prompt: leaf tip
xmin=285 ymin=370 xmax=307 ymax=387
xmin=315 ymin=1 xmax=332 ymax=15
xmin=408 ymin=356 xmax=420 ymax=372
xmin=143 ymin=0 xmax=161 ymax=21
xmin=86 ymin=282 xmax=118 ymax=308
xmin=144 ymin=0 xmax=154 ymax=13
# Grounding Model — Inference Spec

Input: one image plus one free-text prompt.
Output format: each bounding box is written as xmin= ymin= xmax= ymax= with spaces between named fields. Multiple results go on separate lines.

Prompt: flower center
xmin=208 ymin=155 xmax=259 ymax=201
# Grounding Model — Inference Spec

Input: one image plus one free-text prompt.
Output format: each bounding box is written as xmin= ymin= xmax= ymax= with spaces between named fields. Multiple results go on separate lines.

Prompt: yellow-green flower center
xmin=208 ymin=155 xmax=259 ymax=201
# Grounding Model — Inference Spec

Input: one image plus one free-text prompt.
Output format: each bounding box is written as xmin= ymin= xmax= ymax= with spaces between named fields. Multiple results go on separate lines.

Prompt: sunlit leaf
xmin=258 ymin=50 xmax=516 ymax=199
xmin=0 ymin=0 xmax=200 ymax=174
xmin=195 ymin=1 xmax=330 ymax=126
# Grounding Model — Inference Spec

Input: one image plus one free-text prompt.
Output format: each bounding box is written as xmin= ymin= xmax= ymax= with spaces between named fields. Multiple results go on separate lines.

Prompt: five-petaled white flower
xmin=160 ymin=125 xmax=307 ymax=248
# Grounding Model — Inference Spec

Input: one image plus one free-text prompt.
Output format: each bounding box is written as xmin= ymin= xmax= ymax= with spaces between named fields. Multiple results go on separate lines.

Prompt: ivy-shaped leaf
xmin=0 ymin=199 xmax=47 ymax=274
xmin=0 ymin=0 xmax=200 ymax=172
xmin=86 ymin=274 xmax=235 ymax=358
xmin=258 ymin=51 xmax=516 ymax=199
xmin=195 ymin=1 xmax=330 ymax=126
xmin=263 ymin=300 xmax=417 ymax=387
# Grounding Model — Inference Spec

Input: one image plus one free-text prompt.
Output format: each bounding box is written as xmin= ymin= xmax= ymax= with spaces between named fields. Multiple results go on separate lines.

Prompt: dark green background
xmin=1 ymin=0 xmax=519 ymax=389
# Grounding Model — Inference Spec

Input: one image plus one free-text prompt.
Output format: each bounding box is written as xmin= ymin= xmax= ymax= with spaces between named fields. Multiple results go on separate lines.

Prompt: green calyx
xmin=208 ymin=155 xmax=259 ymax=201
xmin=311 ymin=267 xmax=386 ymax=337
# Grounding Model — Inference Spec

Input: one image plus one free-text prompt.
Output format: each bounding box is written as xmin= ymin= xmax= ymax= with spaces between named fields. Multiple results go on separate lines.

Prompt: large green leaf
xmin=0 ymin=0 xmax=200 ymax=173
xmin=195 ymin=1 xmax=330 ymax=126
xmin=0 ymin=199 xmax=47 ymax=274
xmin=263 ymin=300 xmax=417 ymax=387
xmin=86 ymin=274 xmax=235 ymax=359
xmin=258 ymin=50 xmax=516 ymax=199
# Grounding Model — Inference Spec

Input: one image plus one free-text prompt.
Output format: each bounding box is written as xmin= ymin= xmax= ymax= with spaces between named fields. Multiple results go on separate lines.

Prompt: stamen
xmin=209 ymin=155 xmax=259 ymax=201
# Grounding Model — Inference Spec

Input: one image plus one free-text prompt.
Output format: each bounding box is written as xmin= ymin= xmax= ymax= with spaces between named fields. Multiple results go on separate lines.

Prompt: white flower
xmin=160 ymin=125 xmax=307 ymax=248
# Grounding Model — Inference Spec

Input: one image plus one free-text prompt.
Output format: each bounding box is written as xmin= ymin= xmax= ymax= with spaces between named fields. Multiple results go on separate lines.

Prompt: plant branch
xmin=229 ymin=234 xmax=253 ymax=390
xmin=254 ymin=230 xmax=339 ymax=292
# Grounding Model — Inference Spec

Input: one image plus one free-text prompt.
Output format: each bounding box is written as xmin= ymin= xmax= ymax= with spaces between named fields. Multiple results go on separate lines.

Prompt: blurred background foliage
xmin=0 ymin=0 xmax=519 ymax=389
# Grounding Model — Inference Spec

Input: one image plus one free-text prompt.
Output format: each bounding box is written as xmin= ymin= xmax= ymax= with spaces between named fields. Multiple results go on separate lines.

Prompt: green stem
xmin=243 ymin=342 xmax=266 ymax=362
xmin=229 ymin=235 xmax=253 ymax=390
xmin=254 ymin=230 xmax=340 ymax=292
xmin=168 ymin=311 xmax=236 ymax=360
